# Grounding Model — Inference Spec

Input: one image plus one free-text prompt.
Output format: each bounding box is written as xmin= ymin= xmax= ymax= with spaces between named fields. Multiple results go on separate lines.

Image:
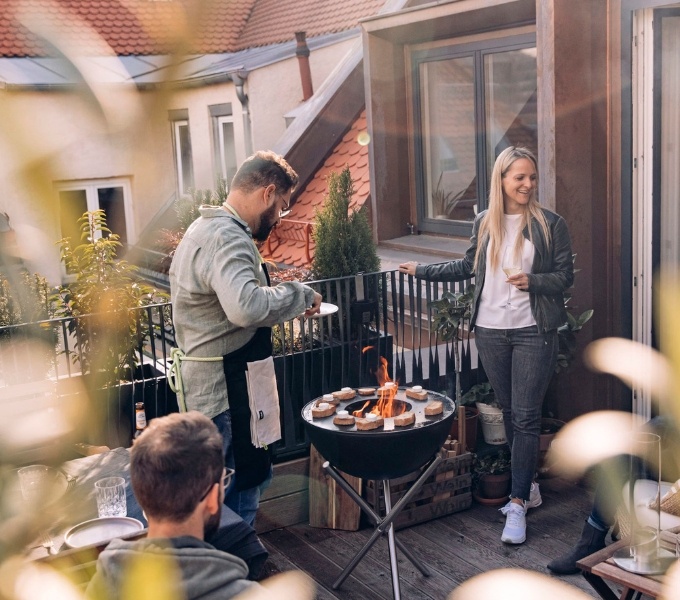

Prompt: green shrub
xmin=312 ymin=167 xmax=379 ymax=280
xmin=0 ymin=270 xmax=53 ymax=328
xmin=52 ymin=210 xmax=167 ymax=385
xmin=175 ymin=178 xmax=227 ymax=231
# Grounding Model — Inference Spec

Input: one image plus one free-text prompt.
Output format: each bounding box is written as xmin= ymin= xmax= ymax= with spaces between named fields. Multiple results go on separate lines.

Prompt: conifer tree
xmin=312 ymin=167 xmax=379 ymax=279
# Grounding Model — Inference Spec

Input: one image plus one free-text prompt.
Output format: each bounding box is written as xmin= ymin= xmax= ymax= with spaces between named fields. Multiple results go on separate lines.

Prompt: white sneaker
xmin=526 ymin=482 xmax=542 ymax=510
xmin=500 ymin=501 xmax=526 ymax=544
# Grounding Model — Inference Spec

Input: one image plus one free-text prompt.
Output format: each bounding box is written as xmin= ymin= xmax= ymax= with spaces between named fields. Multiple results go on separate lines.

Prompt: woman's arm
xmin=398 ymin=216 xmax=480 ymax=282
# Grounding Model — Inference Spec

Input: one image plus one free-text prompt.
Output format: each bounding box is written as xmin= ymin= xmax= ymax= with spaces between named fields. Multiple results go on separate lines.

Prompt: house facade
xmin=355 ymin=0 xmax=680 ymax=419
xmin=0 ymin=0 xmax=387 ymax=282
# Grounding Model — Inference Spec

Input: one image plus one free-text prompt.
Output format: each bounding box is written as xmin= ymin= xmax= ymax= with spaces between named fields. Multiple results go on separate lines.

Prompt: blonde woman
xmin=399 ymin=147 xmax=574 ymax=544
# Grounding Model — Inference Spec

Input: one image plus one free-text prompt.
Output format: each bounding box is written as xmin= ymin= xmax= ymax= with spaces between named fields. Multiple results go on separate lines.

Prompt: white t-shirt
xmin=475 ymin=213 xmax=536 ymax=329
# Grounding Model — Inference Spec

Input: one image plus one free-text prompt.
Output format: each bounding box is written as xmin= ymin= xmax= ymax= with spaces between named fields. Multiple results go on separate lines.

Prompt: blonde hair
xmin=474 ymin=146 xmax=551 ymax=273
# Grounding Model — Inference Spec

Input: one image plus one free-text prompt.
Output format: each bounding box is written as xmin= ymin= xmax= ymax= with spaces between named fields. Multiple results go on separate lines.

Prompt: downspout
xmin=232 ymin=71 xmax=253 ymax=156
xmin=295 ymin=31 xmax=314 ymax=101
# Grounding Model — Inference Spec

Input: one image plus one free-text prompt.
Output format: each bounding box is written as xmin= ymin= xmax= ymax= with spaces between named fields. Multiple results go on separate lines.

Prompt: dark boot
xmin=547 ymin=520 xmax=607 ymax=575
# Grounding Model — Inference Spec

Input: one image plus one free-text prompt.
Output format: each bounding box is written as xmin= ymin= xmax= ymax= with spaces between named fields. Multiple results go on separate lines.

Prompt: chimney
xmin=295 ymin=31 xmax=314 ymax=101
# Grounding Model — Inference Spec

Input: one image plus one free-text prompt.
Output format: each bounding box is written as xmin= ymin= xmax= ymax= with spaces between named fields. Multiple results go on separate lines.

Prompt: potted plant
xmin=472 ymin=448 xmax=511 ymax=506
xmin=429 ymin=285 xmax=477 ymax=450
xmin=460 ymin=382 xmax=507 ymax=445
xmin=431 ymin=173 xmax=465 ymax=219
xmin=52 ymin=210 xmax=169 ymax=446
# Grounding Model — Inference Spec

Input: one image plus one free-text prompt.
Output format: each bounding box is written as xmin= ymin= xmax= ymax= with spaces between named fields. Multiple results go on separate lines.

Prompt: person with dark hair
xmin=169 ymin=150 xmax=322 ymax=527
xmin=400 ymin=147 xmax=574 ymax=545
xmin=86 ymin=412 xmax=258 ymax=600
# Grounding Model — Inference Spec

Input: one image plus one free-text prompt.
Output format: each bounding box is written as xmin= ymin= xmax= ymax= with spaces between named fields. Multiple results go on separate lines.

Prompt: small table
xmin=23 ymin=448 xmax=268 ymax=577
xmin=577 ymin=540 xmax=665 ymax=600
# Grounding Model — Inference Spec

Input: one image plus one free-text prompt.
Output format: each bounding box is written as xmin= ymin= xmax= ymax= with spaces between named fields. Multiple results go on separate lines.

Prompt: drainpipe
xmin=295 ymin=31 xmax=314 ymax=101
xmin=232 ymin=71 xmax=253 ymax=156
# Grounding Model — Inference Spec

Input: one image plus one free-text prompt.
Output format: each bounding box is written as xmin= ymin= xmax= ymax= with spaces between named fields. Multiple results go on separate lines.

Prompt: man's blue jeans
xmin=474 ymin=325 xmax=558 ymax=501
xmin=212 ymin=410 xmax=272 ymax=527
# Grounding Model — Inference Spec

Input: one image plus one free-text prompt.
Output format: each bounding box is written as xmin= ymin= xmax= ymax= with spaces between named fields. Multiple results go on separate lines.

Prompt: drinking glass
xmin=501 ymin=246 xmax=521 ymax=309
xmin=17 ymin=464 xmax=51 ymax=503
xmin=95 ymin=477 xmax=127 ymax=518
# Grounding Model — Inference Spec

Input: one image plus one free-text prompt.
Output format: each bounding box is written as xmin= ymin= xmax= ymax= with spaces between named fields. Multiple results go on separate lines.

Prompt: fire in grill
xmin=301 ymin=385 xmax=455 ymax=480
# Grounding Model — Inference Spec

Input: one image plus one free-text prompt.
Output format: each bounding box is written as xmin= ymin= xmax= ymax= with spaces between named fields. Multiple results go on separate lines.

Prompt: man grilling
xmin=169 ymin=151 xmax=322 ymax=527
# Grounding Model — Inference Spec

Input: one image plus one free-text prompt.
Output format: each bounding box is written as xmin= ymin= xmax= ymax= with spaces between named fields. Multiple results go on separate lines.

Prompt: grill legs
xmin=323 ymin=455 xmax=441 ymax=599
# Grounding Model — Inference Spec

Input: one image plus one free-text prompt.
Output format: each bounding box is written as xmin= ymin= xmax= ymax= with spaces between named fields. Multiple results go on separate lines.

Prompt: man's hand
xmin=304 ymin=292 xmax=323 ymax=317
xmin=398 ymin=261 xmax=419 ymax=276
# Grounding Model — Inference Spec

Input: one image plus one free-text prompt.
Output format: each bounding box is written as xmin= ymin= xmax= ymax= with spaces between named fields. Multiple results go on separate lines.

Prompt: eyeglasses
xmin=198 ymin=467 xmax=234 ymax=502
xmin=277 ymin=193 xmax=292 ymax=219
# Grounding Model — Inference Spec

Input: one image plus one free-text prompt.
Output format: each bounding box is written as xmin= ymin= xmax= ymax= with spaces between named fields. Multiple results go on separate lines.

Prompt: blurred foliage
xmin=312 ymin=167 xmax=379 ymax=280
xmin=175 ymin=178 xmax=227 ymax=231
xmin=52 ymin=210 xmax=167 ymax=385
xmin=0 ymin=271 xmax=53 ymax=328
xmin=155 ymin=179 xmax=228 ymax=273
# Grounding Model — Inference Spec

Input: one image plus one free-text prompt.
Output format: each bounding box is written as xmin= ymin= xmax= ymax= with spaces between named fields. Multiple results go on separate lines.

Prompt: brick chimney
xmin=295 ymin=31 xmax=313 ymax=101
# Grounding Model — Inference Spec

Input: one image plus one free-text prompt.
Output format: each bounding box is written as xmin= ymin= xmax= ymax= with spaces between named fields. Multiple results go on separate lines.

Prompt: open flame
xmin=353 ymin=350 xmax=405 ymax=418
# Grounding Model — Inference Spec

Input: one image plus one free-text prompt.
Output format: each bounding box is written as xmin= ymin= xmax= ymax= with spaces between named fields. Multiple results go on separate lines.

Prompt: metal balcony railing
xmin=0 ymin=267 xmax=476 ymax=461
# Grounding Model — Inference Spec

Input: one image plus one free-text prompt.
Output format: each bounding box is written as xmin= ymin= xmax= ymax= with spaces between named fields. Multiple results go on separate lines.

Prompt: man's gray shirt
xmin=169 ymin=206 xmax=315 ymax=419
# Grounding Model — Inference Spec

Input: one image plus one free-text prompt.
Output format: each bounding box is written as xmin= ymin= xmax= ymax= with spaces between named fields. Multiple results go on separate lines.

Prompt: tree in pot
xmin=473 ymin=448 xmax=512 ymax=506
xmin=429 ymin=285 xmax=476 ymax=450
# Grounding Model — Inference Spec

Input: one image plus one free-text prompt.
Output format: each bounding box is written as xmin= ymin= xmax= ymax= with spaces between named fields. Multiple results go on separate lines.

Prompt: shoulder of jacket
xmin=538 ymin=207 xmax=563 ymax=224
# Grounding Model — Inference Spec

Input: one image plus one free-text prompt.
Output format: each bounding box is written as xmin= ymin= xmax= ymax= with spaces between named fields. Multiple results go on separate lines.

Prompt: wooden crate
xmin=256 ymin=457 xmax=310 ymax=534
xmin=363 ymin=452 xmax=473 ymax=530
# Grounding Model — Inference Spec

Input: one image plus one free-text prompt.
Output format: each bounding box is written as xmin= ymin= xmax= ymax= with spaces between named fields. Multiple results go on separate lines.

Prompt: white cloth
xmin=245 ymin=356 xmax=281 ymax=448
xmin=475 ymin=213 xmax=536 ymax=329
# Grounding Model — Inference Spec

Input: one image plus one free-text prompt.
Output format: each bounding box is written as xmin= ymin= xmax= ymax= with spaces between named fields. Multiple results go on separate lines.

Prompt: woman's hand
xmin=398 ymin=261 xmax=419 ymax=276
xmin=506 ymin=272 xmax=530 ymax=291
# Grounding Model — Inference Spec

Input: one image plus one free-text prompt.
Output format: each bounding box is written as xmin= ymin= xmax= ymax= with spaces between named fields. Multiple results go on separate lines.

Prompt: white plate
xmin=64 ymin=516 xmax=144 ymax=549
xmin=303 ymin=302 xmax=338 ymax=318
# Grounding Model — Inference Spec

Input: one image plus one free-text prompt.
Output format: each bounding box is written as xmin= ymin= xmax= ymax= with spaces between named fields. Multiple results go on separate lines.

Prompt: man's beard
xmin=203 ymin=505 xmax=222 ymax=540
xmin=252 ymin=203 xmax=278 ymax=242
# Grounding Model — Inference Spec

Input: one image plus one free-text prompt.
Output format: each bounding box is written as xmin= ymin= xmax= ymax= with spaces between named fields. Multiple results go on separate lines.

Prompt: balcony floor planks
xmin=259 ymin=475 xmax=621 ymax=599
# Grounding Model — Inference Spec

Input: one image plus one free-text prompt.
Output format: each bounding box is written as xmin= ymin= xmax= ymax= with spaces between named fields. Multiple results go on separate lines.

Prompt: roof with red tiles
xmin=0 ymin=0 xmax=385 ymax=57
xmin=261 ymin=109 xmax=371 ymax=269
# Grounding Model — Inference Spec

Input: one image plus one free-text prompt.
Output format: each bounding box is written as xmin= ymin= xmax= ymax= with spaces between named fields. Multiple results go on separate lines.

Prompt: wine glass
xmin=501 ymin=246 xmax=521 ymax=309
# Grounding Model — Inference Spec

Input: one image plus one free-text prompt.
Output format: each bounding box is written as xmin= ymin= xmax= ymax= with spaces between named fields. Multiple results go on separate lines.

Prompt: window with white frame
xmin=209 ymin=103 xmax=237 ymax=188
xmin=56 ymin=178 xmax=134 ymax=248
xmin=169 ymin=109 xmax=194 ymax=194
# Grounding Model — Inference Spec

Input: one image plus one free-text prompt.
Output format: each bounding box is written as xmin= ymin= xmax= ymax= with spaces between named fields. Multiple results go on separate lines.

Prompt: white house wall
xmin=249 ymin=38 xmax=356 ymax=151
xmin=0 ymin=37 xmax=354 ymax=283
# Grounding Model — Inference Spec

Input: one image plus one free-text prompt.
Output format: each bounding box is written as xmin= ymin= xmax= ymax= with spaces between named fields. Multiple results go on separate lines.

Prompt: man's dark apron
xmin=221 ymin=265 xmax=274 ymax=491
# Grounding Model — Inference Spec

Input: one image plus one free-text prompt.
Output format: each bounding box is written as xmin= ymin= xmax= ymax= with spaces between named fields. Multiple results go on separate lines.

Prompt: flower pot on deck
xmin=450 ymin=406 xmax=479 ymax=452
xmin=476 ymin=402 xmax=507 ymax=445
xmin=473 ymin=471 xmax=511 ymax=506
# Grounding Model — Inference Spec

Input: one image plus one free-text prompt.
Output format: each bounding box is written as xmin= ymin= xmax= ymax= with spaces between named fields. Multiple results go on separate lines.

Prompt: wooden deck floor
xmin=259 ymin=475 xmax=641 ymax=599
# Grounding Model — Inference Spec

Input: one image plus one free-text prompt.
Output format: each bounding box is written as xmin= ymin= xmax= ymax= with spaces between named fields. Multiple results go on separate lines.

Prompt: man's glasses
xmin=278 ymin=194 xmax=292 ymax=219
xmin=198 ymin=467 xmax=234 ymax=502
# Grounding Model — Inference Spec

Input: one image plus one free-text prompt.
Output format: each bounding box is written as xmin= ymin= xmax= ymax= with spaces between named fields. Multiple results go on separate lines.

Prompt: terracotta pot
xmin=450 ymin=406 xmax=479 ymax=452
xmin=476 ymin=471 xmax=511 ymax=501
